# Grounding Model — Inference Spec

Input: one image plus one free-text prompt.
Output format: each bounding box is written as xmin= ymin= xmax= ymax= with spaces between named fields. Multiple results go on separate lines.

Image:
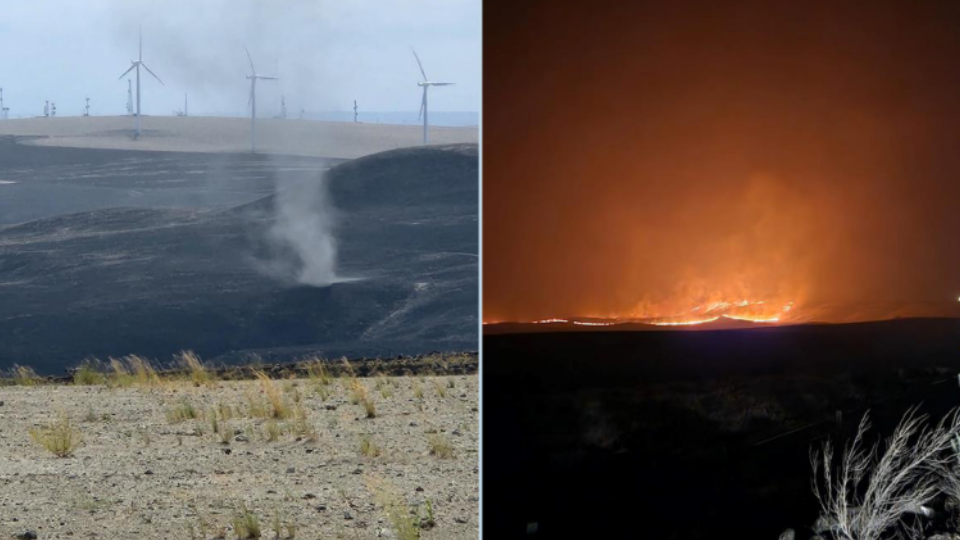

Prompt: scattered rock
xmin=15 ymin=532 xmax=38 ymax=540
xmin=303 ymin=493 xmax=317 ymax=500
xmin=778 ymin=529 xmax=795 ymax=540
xmin=222 ymin=448 xmax=232 ymax=455
xmin=286 ymin=467 xmax=295 ymax=474
xmin=344 ymin=511 xmax=354 ymax=520
xmin=315 ymin=504 xmax=327 ymax=512
xmin=143 ymin=470 xmax=154 ymax=475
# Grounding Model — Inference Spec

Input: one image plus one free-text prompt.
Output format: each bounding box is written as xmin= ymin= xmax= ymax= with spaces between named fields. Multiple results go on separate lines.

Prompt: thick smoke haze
xmin=484 ymin=1 xmax=960 ymax=323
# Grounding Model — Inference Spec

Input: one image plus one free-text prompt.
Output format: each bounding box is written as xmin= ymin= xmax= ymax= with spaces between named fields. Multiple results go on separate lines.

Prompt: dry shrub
xmin=30 ymin=413 xmax=83 ymax=457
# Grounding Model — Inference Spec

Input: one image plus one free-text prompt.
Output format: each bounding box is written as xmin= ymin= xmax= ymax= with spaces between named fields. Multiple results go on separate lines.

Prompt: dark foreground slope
xmin=483 ymin=320 xmax=960 ymax=538
xmin=0 ymin=142 xmax=478 ymax=373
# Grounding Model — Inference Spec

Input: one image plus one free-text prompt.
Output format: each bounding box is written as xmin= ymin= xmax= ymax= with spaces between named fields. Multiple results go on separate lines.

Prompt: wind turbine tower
xmin=184 ymin=94 xmax=188 ymax=117
xmin=412 ymin=49 xmax=454 ymax=145
xmin=118 ymin=26 xmax=164 ymax=138
xmin=84 ymin=98 xmax=90 ymax=117
xmin=0 ymin=88 xmax=5 ymax=120
xmin=354 ymin=100 xmax=358 ymax=123
xmin=126 ymin=81 xmax=133 ymax=115
xmin=244 ymin=48 xmax=279 ymax=153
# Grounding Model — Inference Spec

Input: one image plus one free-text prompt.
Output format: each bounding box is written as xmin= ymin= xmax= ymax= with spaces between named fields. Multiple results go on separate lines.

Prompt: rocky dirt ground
xmin=0 ymin=373 xmax=478 ymax=539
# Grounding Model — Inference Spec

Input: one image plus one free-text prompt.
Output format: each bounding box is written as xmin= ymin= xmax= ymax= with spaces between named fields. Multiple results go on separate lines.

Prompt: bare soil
xmin=0 ymin=374 xmax=479 ymax=539
xmin=0 ymin=116 xmax=478 ymax=159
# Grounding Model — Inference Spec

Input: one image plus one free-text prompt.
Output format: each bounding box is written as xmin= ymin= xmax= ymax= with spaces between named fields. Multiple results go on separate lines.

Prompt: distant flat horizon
xmin=0 ymin=110 xmax=480 ymax=127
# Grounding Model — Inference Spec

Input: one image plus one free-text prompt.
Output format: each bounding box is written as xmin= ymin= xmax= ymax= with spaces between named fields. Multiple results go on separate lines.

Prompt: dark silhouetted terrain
xmin=483 ymin=320 xmax=960 ymax=538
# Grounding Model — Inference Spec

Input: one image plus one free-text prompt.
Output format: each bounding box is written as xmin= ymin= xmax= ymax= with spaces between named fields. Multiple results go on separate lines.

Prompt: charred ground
xmin=483 ymin=319 xmax=960 ymax=538
xmin=0 ymin=138 xmax=478 ymax=373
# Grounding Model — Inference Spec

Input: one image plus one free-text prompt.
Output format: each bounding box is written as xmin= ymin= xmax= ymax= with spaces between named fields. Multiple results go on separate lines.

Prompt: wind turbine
xmin=245 ymin=48 xmax=278 ymax=153
xmin=412 ymin=49 xmax=454 ymax=145
xmin=118 ymin=26 xmax=164 ymax=138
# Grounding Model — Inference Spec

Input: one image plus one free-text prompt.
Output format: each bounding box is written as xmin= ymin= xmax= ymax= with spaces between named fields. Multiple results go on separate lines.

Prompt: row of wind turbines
xmin=118 ymin=28 xmax=454 ymax=152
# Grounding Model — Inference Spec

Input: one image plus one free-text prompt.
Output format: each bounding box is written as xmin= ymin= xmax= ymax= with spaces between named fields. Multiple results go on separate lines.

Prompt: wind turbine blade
xmin=429 ymin=82 xmax=455 ymax=86
xmin=411 ymin=48 xmax=428 ymax=81
xmin=258 ymin=76 xmax=279 ymax=81
xmin=118 ymin=64 xmax=136 ymax=80
xmin=245 ymin=47 xmax=256 ymax=75
xmin=141 ymin=63 xmax=164 ymax=85
xmin=139 ymin=25 xmax=143 ymax=62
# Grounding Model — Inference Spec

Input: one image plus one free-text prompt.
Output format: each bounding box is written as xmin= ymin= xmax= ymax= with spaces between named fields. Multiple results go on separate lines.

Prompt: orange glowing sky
xmin=483 ymin=1 xmax=960 ymax=324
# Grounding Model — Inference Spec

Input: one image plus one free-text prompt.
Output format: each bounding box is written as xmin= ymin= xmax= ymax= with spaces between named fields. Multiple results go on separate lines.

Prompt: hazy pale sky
xmin=0 ymin=0 xmax=480 ymax=118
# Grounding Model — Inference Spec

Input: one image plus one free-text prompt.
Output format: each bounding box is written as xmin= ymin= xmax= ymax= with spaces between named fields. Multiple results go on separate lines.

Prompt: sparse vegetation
xmin=349 ymin=379 xmax=376 ymax=418
xmin=167 ymin=399 xmax=200 ymax=423
xmin=13 ymin=364 xmax=42 ymax=386
xmin=263 ymin=420 xmax=282 ymax=442
xmin=178 ymin=350 xmax=213 ymax=387
xmin=270 ymin=507 xmax=297 ymax=539
xmin=127 ymin=354 xmax=161 ymax=386
xmin=810 ymin=408 xmax=960 ymax=540
xmin=1 ymin=359 xmax=477 ymax=539
xmin=366 ymin=476 xmax=420 ymax=540
xmin=254 ymin=370 xmax=291 ymax=419
xmin=360 ymin=434 xmax=381 ymax=457
xmin=290 ymin=404 xmax=318 ymax=442
xmin=29 ymin=413 xmax=83 ymax=457
xmin=108 ymin=357 xmax=135 ymax=387
xmin=306 ymin=358 xmax=332 ymax=387
xmin=427 ymin=432 xmax=454 ymax=459
xmin=73 ymin=361 xmax=104 ymax=385
xmin=232 ymin=504 xmax=262 ymax=539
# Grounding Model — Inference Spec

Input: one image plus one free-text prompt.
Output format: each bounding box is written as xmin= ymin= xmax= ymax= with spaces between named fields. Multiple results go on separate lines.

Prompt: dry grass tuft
xmin=433 ymin=380 xmax=447 ymax=399
xmin=349 ymin=379 xmax=376 ymax=418
xmin=262 ymin=420 xmax=282 ymax=443
xmin=810 ymin=408 xmax=960 ymax=540
xmin=178 ymin=350 xmax=213 ymax=387
xmin=360 ymin=434 xmax=381 ymax=457
xmin=290 ymin=404 xmax=318 ymax=442
xmin=13 ymin=364 xmax=42 ymax=386
xmin=30 ymin=413 xmax=83 ymax=457
xmin=108 ymin=357 xmax=135 ymax=387
xmin=166 ymin=400 xmax=200 ymax=424
xmin=366 ymin=476 xmax=420 ymax=540
xmin=306 ymin=358 xmax=332 ymax=387
xmin=232 ymin=504 xmax=262 ymax=539
xmin=427 ymin=432 xmax=455 ymax=459
xmin=254 ymin=370 xmax=291 ymax=419
xmin=126 ymin=354 xmax=161 ymax=386
xmin=73 ymin=361 xmax=104 ymax=385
